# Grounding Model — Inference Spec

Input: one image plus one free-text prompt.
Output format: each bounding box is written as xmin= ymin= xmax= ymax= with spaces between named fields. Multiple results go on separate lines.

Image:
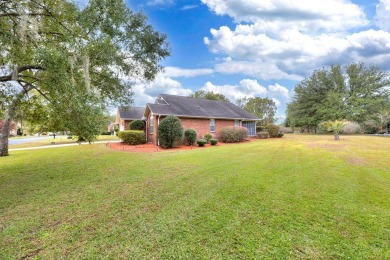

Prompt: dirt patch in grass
xmin=305 ymin=142 xmax=347 ymax=152
xmin=344 ymin=156 xmax=369 ymax=166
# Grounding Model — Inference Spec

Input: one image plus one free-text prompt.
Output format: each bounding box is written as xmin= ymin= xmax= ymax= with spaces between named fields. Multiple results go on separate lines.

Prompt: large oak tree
xmin=287 ymin=63 xmax=390 ymax=132
xmin=0 ymin=0 xmax=169 ymax=156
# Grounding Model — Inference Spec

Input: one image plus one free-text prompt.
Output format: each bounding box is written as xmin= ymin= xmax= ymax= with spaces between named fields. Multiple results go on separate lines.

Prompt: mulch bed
xmin=106 ymin=139 xmax=255 ymax=153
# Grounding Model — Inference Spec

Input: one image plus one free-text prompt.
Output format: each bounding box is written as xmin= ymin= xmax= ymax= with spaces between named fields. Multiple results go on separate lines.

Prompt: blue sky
xmin=121 ymin=0 xmax=390 ymax=122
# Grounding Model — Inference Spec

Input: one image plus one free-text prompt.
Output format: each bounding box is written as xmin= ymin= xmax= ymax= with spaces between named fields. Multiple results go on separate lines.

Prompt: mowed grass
xmin=0 ymin=135 xmax=389 ymax=259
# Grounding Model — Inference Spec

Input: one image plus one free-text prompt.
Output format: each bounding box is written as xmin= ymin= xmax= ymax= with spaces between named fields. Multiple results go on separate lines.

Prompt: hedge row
xmin=219 ymin=126 xmax=248 ymax=143
xmin=118 ymin=130 xmax=146 ymax=145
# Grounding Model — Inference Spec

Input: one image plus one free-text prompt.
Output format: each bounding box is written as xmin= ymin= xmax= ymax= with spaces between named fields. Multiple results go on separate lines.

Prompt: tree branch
xmin=0 ymin=65 xmax=44 ymax=82
xmin=17 ymin=79 xmax=52 ymax=103
xmin=0 ymin=12 xmax=49 ymax=18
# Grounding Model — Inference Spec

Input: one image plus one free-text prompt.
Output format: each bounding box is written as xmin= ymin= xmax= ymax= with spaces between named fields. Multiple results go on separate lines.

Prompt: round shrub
xmin=184 ymin=128 xmax=197 ymax=146
xmin=219 ymin=126 xmax=248 ymax=143
xmin=342 ymin=122 xmax=361 ymax=134
xmin=118 ymin=130 xmax=146 ymax=145
xmin=265 ymin=123 xmax=280 ymax=138
xmin=277 ymin=132 xmax=284 ymax=138
xmin=204 ymin=132 xmax=212 ymax=143
xmin=278 ymin=126 xmax=293 ymax=134
xmin=197 ymin=139 xmax=207 ymax=147
xmin=257 ymin=131 xmax=269 ymax=139
xmin=210 ymin=139 xmax=218 ymax=145
xmin=129 ymin=120 xmax=145 ymax=130
xmin=157 ymin=115 xmax=183 ymax=148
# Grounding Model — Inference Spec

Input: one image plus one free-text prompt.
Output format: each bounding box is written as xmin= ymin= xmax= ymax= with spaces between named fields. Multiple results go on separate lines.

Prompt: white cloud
xmin=181 ymin=5 xmax=198 ymax=10
xmin=132 ymin=74 xmax=192 ymax=106
xmin=147 ymin=0 xmax=174 ymax=6
xmin=205 ymin=24 xmax=390 ymax=78
xmin=201 ymin=79 xmax=267 ymax=102
xmin=214 ymin=59 xmax=302 ymax=80
xmin=376 ymin=0 xmax=390 ymax=31
xmin=164 ymin=66 xmax=214 ymax=78
xmin=201 ymin=0 xmax=367 ymax=32
xmin=271 ymin=98 xmax=281 ymax=107
xmin=202 ymin=0 xmax=390 ymax=79
xmin=268 ymin=84 xmax=289 ymax=99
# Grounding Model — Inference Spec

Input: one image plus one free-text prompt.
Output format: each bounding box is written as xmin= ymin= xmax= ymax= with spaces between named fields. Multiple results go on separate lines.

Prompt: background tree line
xmin=286 ymin=63 xmax=390 ymax=133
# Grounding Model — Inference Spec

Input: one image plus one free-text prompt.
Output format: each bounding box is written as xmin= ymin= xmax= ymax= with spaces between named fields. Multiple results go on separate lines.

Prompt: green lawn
xmin=1 ymin=135 xmax=389 ymax=258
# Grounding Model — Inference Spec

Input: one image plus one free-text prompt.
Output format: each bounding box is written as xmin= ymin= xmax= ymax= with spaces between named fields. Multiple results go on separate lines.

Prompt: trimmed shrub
xmin=277 ymin=132 xmax=284 ymax=138
xmin=101 ymin=131 xmax=111 ymax=135
xmin=210 ymin=139 xmax=218 ymax=145
xmin=197 ymin=139 xmax=207 ymax=147
xmin=184 ymin=128 xmax=197 ymax=146
xmin=257 ymin=131 xmax=269 ymax=139
xmin=204 ymin=132 xmax=212 ymax=143
xmin=342 ymin=122 xmax=361 ymax=134
xmin=279 ymin=126 xmax=293 ymax=133
xmin=157 ymin=115 xmax=184 ymax=148
xmin=118 ymin=130 xmax=146 ymax=145
xmin=219 ymin=126 xmax=248 ymax=143
xmin=129 ymin=120 xmax=145 ymax=130
xmin=265 ymin=123 xmax=280 ymax=138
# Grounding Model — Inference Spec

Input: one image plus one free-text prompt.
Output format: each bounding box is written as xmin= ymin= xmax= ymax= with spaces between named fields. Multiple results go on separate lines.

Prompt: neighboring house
xmin=116 ymin=107 xmax=145 ymax=131
xmin=0 ymin=120 xmax=18 ymax=136
xmin=144 ymin=94 xmax=259 ymax=145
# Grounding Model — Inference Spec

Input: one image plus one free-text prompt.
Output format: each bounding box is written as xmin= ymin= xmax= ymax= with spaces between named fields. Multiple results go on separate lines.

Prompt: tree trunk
xmin=0 ymin=88 xmax=31 ymax=156
xmin=0 ymin=114 xmax=13 ymax=156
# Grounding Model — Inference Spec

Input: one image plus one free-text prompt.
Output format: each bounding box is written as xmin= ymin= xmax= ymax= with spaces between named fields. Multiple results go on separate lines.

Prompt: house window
xmin=234 ymin=120 xmax=239 ymax=126
xmin=210 ymin=119 xmax=216 ymax=132
xmin=149 ymin=116 xmax=154 ymax=134
xmin=242 ymin=121 xmax=256 ymax=136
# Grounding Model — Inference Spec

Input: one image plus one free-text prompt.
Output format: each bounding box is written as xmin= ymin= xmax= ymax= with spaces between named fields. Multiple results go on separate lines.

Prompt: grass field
xmin=1 ymin=135 xmax=389 ymax=258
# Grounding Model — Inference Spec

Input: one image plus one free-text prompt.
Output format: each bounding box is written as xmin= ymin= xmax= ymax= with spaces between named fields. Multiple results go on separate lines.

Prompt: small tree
xmin=321 ymin=120 xmax=350 ymax=140
xmin=129 ymin=120 xmax=145 ymax=131
xmin=184 ymin=129 xmax=197 ymax=146
xmin=157 ymin=115 xmax=183 ymax=148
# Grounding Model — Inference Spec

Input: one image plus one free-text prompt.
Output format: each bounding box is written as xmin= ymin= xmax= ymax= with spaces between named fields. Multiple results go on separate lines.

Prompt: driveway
xmin=8 ymin=136 xmax=59 ymax=145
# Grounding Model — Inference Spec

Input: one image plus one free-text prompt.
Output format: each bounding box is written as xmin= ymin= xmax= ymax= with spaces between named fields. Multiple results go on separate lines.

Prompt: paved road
xmin=9 ymin=140 xmax=120 ymax=151
xmin=8 ymin=136 xmax=63 ymax=145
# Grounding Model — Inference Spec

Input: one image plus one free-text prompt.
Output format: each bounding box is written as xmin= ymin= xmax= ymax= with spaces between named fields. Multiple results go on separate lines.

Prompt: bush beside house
xmin=265 ymin=123 xmax=280 ymax=138
xmin=197 ymin=139 xmax=207 ymax=147
xmin=210 ymin=139 xmax=218 ymax=145
xmin=118 ymin=130 xmax=146 ymax=145
xmin=129 ymin=120 xmax=145 ymax=131
xmin=184 ymin=128 xmax=197 ymax=146
xmin=219 ymin=126 xmax=248 ymax=143
xmin=257 ymin=132 xmax=269 ymax=139
xmin=157 ymin=115 xmax=184 ymax=148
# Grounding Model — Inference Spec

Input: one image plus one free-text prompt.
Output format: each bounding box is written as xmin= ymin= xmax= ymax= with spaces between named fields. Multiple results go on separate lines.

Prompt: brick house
xmin=116 ymin=107 xmax=145 ymax=131
xmin=143 ymin=94 xmax=259 ymax=145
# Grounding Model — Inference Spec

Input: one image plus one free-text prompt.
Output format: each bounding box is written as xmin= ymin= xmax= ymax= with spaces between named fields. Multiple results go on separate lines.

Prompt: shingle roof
xmin=118 ymin=107 xmax=145 ymax=120
xmin=146 ymin=94 xmax=259 ymax=120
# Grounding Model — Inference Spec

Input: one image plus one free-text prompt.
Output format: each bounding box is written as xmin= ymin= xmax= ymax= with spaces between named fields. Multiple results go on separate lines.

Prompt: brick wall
xmin=119 ymin=119 xmax=132 ymax=130
xmin=144 ymin=112 xmax=238 ymax=145
xmin=180 ymin=118 xmax=236 ymax=139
